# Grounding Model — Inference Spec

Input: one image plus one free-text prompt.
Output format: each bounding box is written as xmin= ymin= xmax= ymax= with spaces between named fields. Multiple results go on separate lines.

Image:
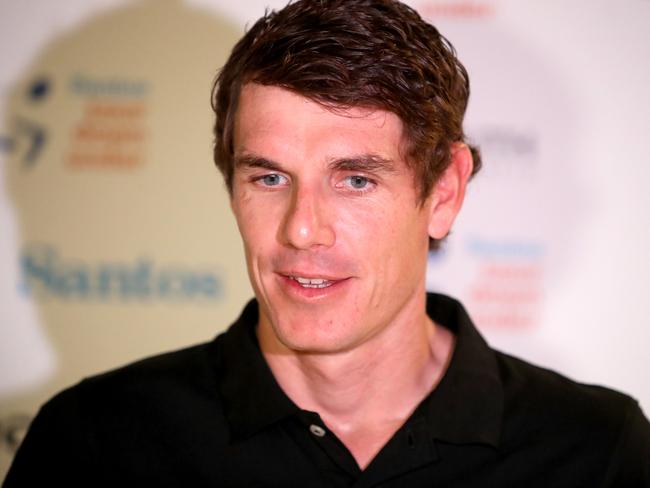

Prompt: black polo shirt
xmin=5 ymin=294 xmax=650 ymax=487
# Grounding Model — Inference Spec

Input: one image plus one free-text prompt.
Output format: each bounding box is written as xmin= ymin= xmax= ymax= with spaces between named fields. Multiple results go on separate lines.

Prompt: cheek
xmin=348 ymin=199 xmax=428 ymax=279
xmin=234 ymin=193 xmax=283 ymax=253
xmin=336 ymin=200 xmax=385 ymax=244
xmin=335 ymin=198 xmax=403 ymax=270
xmin=233 ymin=217 xmax=265 ymax=276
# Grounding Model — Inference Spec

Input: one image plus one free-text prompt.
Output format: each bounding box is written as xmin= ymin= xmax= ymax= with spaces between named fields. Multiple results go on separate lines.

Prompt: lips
xmin=276 ymin=271 xmax=350 ymax=296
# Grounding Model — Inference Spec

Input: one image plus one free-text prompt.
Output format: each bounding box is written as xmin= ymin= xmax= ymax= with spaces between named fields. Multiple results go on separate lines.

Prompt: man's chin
xmin=257 ymin=283 xmax=369 ymax=354
xmin=266 ymin=317 xmax=360 ymax=356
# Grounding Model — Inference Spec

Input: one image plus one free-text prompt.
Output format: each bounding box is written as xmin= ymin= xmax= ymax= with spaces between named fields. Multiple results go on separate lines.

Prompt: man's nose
xmin=280 ymin=184 xmax=335 ymax=250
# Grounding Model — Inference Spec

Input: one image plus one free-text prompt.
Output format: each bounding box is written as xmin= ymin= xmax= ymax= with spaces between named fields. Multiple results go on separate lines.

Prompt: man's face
xmin=231 ymin=83 xmax=435 ymax=354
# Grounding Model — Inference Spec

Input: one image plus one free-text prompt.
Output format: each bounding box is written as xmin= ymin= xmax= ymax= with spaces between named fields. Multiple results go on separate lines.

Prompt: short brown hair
xmin=211 ymin=0 xmax=481 ymax=202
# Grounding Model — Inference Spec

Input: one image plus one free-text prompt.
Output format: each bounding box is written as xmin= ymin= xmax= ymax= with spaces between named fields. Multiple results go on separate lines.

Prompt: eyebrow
xmin=233 ymin=152 xmax=397 ymax=174
xmin=327 ymin=154 xmax=397 ymax=174
xmin=234 ymin=154 xmax=283 ymax=172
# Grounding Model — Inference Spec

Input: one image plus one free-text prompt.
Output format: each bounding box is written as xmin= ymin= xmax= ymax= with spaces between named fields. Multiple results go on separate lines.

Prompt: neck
xmin=258 ymin=292 xmax=454 ymax=469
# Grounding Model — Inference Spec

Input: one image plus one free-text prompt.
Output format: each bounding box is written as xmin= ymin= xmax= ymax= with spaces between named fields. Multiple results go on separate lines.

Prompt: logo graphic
xmin=1 ymin=74 xmax=151 ymax=170
xmin=417 ymin=0 xmax=497 ymax=18
xmin=0 ymin=77 xmax=51 ymax=167
xmin=465 ymin=236 xmax=545 ymax=328
xmin=20 ymin=245 xmax=223 ymax=302
xmin=67 ymin=74 xmax=150 ymax=169
xmin=470 ymin=125 xmax=540 ymax=178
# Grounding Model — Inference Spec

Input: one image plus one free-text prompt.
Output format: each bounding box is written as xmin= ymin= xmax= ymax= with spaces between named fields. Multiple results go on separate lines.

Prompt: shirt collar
xmin=215 ymin=293 xmax=503 ymax=447
xmin=422 ymin=293 xmax=504 ymax=447
xmin=215 ymin=299 xmax=300 ymax=441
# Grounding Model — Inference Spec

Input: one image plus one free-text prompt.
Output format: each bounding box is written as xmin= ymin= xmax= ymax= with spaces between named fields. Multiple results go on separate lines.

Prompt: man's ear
xmin=428 ymin=143 xmax=474 ymax=239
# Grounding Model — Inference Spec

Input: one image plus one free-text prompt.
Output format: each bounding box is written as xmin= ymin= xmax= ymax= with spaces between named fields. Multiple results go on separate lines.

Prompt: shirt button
xmin=309 ymin=424 xmax=326 ymax=437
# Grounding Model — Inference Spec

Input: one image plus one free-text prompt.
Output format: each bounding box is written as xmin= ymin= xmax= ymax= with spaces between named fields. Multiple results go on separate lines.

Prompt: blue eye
xmin=260 ymin=174 xmax=286 ymax=186
xmin=346 ymin=175 xmax=369 ymax=189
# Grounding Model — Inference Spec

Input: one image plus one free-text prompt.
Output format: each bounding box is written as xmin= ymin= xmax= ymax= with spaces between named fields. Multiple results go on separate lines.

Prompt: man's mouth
xmin=289 ymin=276 xmax=335 ymax=289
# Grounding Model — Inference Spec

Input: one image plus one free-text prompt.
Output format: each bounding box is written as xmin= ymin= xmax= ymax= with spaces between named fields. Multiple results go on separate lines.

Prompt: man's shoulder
xmin=36 ymin=335 xmax=230 ymax=440
xmin=493 ymin=349 xmax=650 ymax=475
xmin=495 ymin=349 xmax=637 ymax=423
xmin=430 ymin=291 xmax=647 ymax=445
xmin=58 ymin=337 xmax=223 ymax=409
xmin=6 ymin=335 xmax=240 ymax=485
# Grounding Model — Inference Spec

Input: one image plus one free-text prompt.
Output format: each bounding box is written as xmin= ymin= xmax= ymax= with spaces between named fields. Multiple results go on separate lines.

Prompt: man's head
xmin=212 ymin=0 xmax=481 ymax=205
xmin=212 ymin=0 xmax=479 ymax=354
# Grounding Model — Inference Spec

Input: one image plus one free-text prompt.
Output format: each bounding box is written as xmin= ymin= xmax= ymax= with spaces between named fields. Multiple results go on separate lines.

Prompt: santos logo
xmin=20 ymin=245 xmax=222 ymax=301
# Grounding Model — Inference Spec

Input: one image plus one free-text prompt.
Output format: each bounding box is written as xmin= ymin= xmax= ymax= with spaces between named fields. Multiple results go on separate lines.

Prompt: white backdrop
xmin=1 ymin=0 xmax=649 ymax=477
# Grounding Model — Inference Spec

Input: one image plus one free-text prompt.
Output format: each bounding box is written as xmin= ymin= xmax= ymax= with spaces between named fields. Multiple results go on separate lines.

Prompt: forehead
xmin=233 ymin=83 xmax=407 ymax=165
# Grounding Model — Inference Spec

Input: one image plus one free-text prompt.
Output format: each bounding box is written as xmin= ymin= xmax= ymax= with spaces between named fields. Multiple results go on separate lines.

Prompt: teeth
xmin=296 ymin=277 xmax=324 ymax=284
xmin=292 ymin=276 xmax=333 ymax=288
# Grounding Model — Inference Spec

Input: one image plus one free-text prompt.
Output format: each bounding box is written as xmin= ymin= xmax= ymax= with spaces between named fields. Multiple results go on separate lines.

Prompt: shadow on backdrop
xmin=1 ymin=0 xmax=248 ymax=475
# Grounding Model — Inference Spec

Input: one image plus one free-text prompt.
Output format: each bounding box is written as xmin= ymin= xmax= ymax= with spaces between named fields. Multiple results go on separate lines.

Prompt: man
xmin=6 ymin=0 xmax=650 ymax=486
